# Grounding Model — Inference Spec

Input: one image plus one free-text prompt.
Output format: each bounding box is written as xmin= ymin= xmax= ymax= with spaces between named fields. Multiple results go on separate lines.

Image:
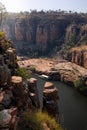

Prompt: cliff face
xmin=66 ymin=46 xmax=87 ymax=69
xmin=58 ymin=22 xmax=87 ymax=69
xmin=1 ymin=12 xmax=87 ymax=57
xmin=1 ymin=11 xmax=87 ymax=59
xmin=2 ymin=17 xmax=67 ymax=56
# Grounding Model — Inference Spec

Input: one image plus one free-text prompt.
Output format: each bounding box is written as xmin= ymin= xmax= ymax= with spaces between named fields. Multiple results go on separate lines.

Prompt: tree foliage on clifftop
xmin=0 ymin=2 xmax=6 ymax=26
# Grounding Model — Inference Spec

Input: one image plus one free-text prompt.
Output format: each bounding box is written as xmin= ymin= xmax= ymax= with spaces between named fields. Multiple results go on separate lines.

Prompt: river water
xmin=30 ymin=73 xmax=87 ymax=130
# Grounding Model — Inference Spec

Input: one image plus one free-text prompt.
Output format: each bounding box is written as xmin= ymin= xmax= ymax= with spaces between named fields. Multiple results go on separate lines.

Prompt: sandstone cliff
xmin=1 ymin=12 xmax=87 ymax=57
xmin=65 ymin=45 xmax=87 ymax=69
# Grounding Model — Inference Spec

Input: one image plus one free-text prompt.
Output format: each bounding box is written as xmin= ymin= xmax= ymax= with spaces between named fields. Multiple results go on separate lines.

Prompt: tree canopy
xmin=0 ymin=2 xmax=6 ymax=26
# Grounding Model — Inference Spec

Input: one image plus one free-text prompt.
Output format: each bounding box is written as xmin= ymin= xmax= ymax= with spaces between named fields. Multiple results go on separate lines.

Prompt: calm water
xmin=31 ymin=74 xmax=87 ymax=130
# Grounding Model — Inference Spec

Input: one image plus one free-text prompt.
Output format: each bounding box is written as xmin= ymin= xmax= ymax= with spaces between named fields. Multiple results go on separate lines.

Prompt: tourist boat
xmin=39 ymin=74 xmax=50 ymax=80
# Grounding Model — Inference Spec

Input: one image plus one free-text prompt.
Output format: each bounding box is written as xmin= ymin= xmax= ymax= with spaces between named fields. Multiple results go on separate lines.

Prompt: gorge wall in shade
xmin=1 ymin=11 xmax=87 ymax=57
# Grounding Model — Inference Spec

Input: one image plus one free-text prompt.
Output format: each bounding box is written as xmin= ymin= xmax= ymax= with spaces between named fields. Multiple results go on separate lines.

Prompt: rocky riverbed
xmin=17 ymin=57 xmax=87 ymax=87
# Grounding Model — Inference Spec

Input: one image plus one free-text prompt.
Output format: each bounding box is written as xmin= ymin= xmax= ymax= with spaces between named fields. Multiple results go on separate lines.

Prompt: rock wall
xmin=1 ymin=12 xmax=87 ymax=56
xmin=0 ymin=33 xmax=17 ymax=86
xmin=66 ymin=47 xmax=87 ymax=69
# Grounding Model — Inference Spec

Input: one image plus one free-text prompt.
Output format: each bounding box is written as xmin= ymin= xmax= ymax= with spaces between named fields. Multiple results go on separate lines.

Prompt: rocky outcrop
xmin=18 ymin=58 xmax=87 ymax=87
xmin=0 ymin=34 xmax=17 ymax=71
xmin=11 ymin=76 xmax=25 ymax=106
xmin=54 ymin=62 xmax=87 ymax=85
xmin=43 ymin=82 xmax=59 ymax=120
xmin=0 ymin=33 xmax=42 ymax=129
xmin=0 ymin=108 xmax=18 ymax=130
xmin=6 ymin=48 xmax=17 ymax=69
xmin=0 ymin=32 xmax=60 ymax=129
xmin=0 ymin=32 xmax=18 ymax=87
xmin=27 ymin=78 xmax=40 ymax=109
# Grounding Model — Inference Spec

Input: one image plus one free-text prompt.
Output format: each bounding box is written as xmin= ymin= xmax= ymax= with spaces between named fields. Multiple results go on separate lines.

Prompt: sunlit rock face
xmin=66 ymin=47 xmax=87 ymax=69
xmin=11 ymin=76 xmax=26 ymax=107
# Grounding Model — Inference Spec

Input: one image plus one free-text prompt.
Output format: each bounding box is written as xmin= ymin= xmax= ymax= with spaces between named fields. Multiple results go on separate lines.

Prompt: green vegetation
xmin=29 ymin=66 xmax=36 ymax=72
xmin=17 ymin=111 xmax=62 ymax=130
xmin=5 ymin=42 xmax=11 ymax=48
xmin=65 ymin=34 xmax=76 ymax=50
xmin=74 ymin=78 xmax=84 ymax=89
xmin=36 ymin=111 xmax=62 ymax=130
xmin=15 ymin=67 xmax=29 ymax=79
xmin=0 ymin=2 xmax=6 ymax=26
xmin=74 ymin=78 xmax=87 ymax=94
xmin=0 ymin=31 xmax=4 ymax=40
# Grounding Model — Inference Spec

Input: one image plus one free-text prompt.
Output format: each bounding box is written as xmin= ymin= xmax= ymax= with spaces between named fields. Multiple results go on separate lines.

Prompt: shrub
xmin=15 ymin=67 xmax=29 ymax=79
xmin=36 ymin=111 xmax=62 ymax=130
xmin=17 ymin=111 xmax=62 ymax=130
xmin=29 ymin=66 xmax=36 ymax=72
xmin=17 ymin=112 xmax=43 ymax=130
xmin=74 ymin=78 xmax=84 ymax=89
xmin=0 ymin=31 xmax=4 ymax=40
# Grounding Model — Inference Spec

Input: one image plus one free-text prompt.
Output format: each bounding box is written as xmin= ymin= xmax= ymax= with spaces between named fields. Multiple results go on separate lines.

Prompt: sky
xmin=0 ymin=0 xmax=87 ymax=13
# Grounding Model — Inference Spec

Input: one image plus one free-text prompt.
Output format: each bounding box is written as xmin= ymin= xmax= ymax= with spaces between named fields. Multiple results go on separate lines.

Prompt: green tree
xmin=65 ymin=34 xmax=76 ymax=50
xmin=0 ymin=2 xmax=6 ymax=26
xmin=15 ymin=67 xmax=29 ymax=79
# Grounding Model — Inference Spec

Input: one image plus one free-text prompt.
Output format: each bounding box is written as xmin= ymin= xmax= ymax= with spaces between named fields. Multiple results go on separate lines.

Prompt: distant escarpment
xmin=1 ymin=11 xmax=87 ymax=57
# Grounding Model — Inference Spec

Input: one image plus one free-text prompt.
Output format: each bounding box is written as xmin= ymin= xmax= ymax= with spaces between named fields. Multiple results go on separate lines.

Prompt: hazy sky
xmin=0 ymin=0 xmax=87 ymax=13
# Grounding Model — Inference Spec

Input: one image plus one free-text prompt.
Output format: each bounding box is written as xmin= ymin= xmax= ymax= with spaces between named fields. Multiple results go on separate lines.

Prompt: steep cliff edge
xmin=1 ymin=12 xmax=87 ymax=57
xmin=0 ymin=32 xmax=61 ymax=130
xmin=0 ymin=32 xmax=17 ymax=86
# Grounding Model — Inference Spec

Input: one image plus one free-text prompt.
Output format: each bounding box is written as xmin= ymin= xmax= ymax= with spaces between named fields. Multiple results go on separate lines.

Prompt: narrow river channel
xmin=30 ymin=73 xmax=87 ymax=130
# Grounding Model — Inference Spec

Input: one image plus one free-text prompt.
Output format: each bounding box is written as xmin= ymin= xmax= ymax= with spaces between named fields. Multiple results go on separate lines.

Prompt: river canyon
xmin=1 ymin=11 xmax=87 ymax=130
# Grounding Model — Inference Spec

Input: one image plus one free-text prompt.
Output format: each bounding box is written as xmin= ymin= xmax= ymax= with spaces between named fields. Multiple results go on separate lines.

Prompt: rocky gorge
xmin=17 ymin=57 xmax=87 ymax=94
xmin=0 ymin=32 xmax=61 ymax=130
xmin=1 ymin=11 xmax=87 ymax=130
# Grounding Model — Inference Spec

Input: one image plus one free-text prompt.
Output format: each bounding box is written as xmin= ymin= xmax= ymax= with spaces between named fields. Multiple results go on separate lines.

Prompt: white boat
xmin=39 ymin=74 xmax=49 ymax=80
